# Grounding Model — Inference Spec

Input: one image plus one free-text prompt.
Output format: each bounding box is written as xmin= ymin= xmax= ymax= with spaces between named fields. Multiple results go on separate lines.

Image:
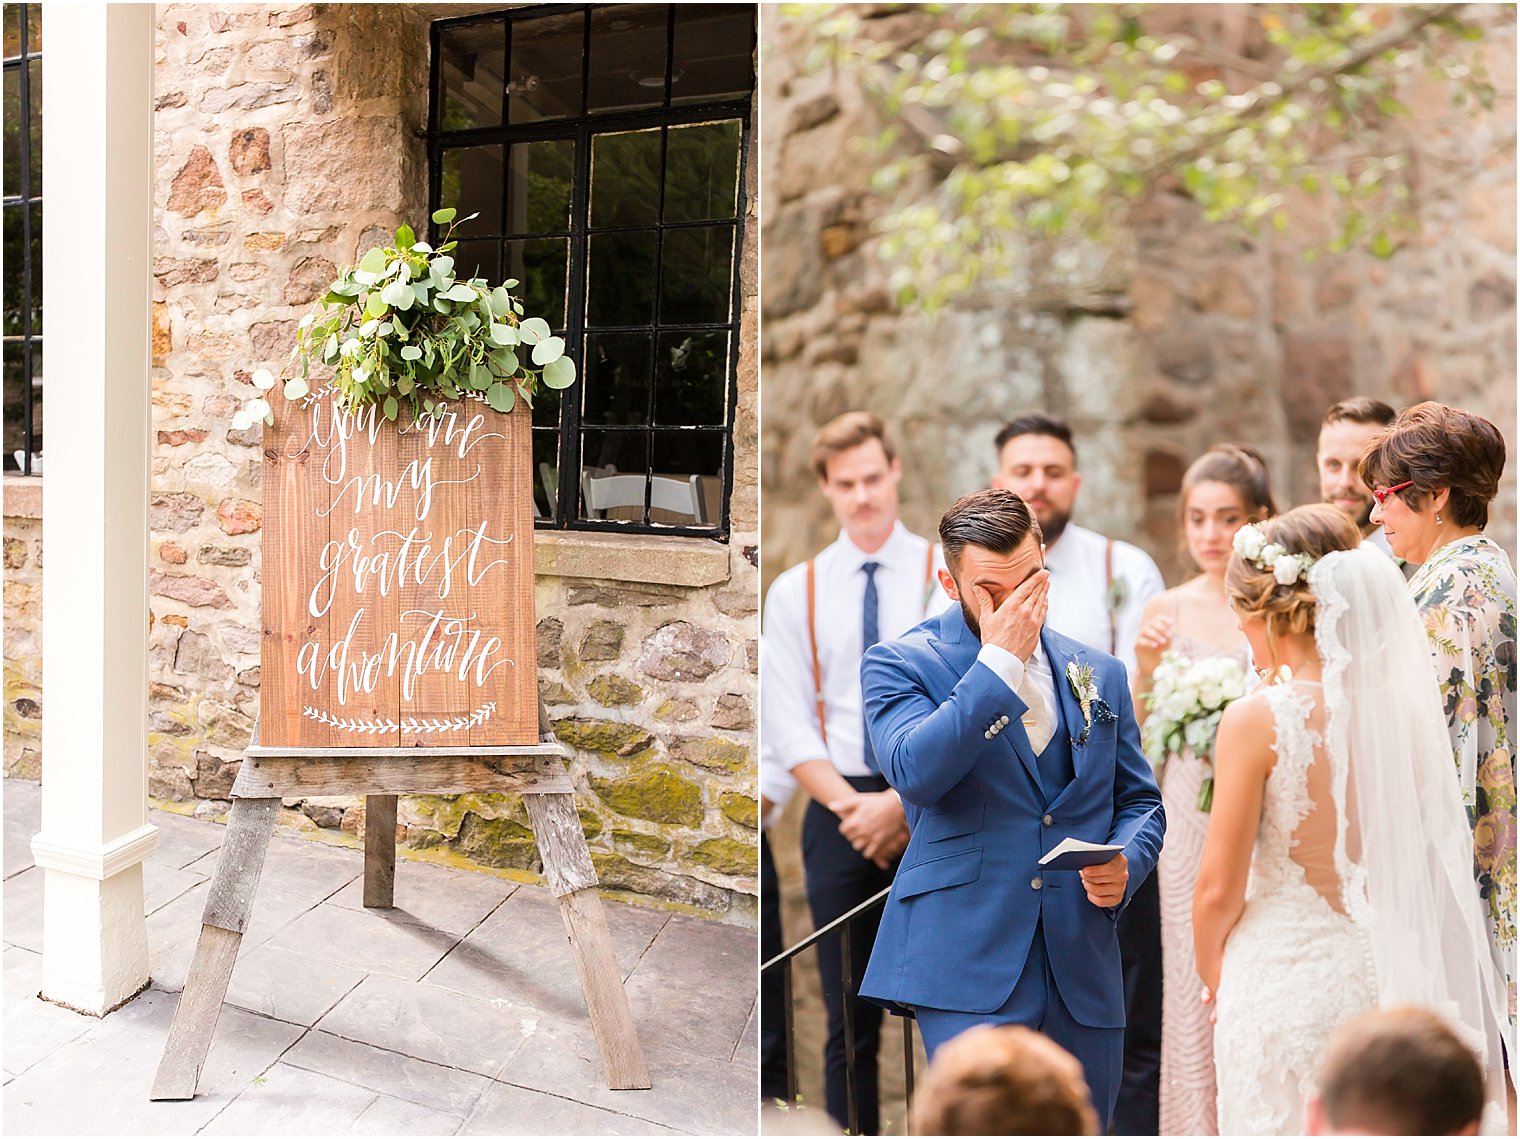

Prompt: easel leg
xmin=150 ymin=796 xmax=279 ymax=1100
xmin=363 ymin=793 xmax=398 ymax=908
xmin=524 ymin=792 xmax=651 ymax=1090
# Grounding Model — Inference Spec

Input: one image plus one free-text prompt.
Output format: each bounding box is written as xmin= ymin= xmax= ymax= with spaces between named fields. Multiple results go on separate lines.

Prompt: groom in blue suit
xmin=859 ymin=489 xmax=1164 ymax=1131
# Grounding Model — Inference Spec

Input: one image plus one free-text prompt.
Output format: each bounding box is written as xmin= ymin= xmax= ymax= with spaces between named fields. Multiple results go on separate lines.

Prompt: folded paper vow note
xmin=1038 ymin=837 xmax=1124 ymax=871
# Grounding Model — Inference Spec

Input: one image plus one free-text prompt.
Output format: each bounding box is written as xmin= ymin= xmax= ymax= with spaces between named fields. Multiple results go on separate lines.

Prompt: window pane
xmin=27 ymin=57 xmax=38 ymax=195
xmin=440 ymin=146 xmax=503 ymax=237
xmin=2 ymin=340 xmax=41 ymax=472
xmin=588 ymin=5 xmax=666 ymax=115
xmin=26 ymin=5 xmax=37 ymax=53
xmin=503 ymin=236 xmax=568 ymax=330
xmin=590 ymin=129 xmax=660 ymax=228
xmin=664 ymin=120 xmax=740 ymax=223
xmin=659 ymin=225 xmax=733 ymax=325
xmin=450 ymin=239 xmax=498 ymax=284
xmin=585 ymin=231 xmax=657 ymax=327
xmin=3 ymin=7 xmax=18 ymax=61
xmin=438 ymin=22 xmax=504 ymax=131
xmin=530 ymin=382 xmax=563 ymax=430
xmin=579 ymin=430 xmax=650 ymax=521
xmin=582 ymin=332 xmax=651 ymax=426
xmin=671 ymin=4 xmax=753 ymax=106
xmin=508 ymin=10 xmax=584 ymax=125
xmin=3 ymin=202 xmax=40 ymax=338
xmin=3 ymin=65 xmax=20 ymax=199
xmin=532 ymin=427 xmax=561 ymax=519
xmin=652 ymin=430 xmax=722 ymax=525
xmin=506 ymin=139 xmax=573 ymax=235
xmin=655 ymin=329 xmax=727 ymax=426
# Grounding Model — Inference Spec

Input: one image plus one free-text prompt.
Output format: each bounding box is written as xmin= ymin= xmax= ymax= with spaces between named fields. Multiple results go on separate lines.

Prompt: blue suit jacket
xmin=858 ymin=606 xmax=1165 ymax=1026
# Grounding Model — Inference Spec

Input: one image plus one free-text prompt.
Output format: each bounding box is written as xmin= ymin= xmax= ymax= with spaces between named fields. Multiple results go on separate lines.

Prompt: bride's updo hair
xmin=1226 ymin=504 xmax=1361 ymax=639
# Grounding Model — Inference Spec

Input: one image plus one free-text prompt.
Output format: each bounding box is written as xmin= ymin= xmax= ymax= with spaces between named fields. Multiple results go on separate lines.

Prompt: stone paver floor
xmin=2 ymin=779 xmax=758 ymax=1136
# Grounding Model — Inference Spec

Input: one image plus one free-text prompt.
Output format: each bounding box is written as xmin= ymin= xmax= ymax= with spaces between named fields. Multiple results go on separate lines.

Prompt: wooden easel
xmin=149 ymin=699 xmax=650 ymax=1099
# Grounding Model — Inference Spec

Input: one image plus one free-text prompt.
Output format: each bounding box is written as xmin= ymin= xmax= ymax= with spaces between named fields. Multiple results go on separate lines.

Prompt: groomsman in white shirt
xmin=1316 ymin=397 xmax=1401 ymax=560
xmin=992 ymin=412 xmax=1166 ymax=1135
xmin=761 ymin=411 xmax=949 ymax=1135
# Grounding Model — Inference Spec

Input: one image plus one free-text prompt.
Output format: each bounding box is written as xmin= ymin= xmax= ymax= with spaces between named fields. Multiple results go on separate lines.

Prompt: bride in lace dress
xmin=1193 ymin=505 xmax=1508 ymax=1136
xmin=1132 ymin=445 xmax=1273 ymax=1136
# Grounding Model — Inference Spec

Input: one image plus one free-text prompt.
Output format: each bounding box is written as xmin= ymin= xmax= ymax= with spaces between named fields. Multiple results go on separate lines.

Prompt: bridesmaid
xmin=1361 ymin=403 xmax=1516 ymax=1061
xmin=1132 ymin=444 xmax=1275 ymax=1136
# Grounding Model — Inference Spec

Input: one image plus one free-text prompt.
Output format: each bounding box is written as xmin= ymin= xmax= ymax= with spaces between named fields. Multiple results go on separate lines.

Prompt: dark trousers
xmin=760 ymin=832 xmax=790 ymax=1103
xmin=914 ymin=921 xmax=1125 ymax=1135
xmin=1111 ymin=871 xmax=1162 ymax=1135
xmin=801 ymin=776 xmax=899 ymax=1136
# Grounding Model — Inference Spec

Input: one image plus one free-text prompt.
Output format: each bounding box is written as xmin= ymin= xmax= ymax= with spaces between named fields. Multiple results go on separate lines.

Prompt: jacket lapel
xmin=1045 ymin=629 xmax=1089 ymax=767
xmin=929 ymin=607 xmax=1044 ymax=793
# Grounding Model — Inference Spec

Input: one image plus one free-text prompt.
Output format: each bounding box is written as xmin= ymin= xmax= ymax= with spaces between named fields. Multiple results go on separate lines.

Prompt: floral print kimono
xmin=1410 ymin=535 xmax=1517 ymax=1039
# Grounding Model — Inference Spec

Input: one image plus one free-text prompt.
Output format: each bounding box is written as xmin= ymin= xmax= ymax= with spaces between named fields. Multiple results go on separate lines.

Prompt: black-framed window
xmin=429 ymin=3 xmax=754 ymax=538
xmin=3 ymin=4 xmax=41 ymax=476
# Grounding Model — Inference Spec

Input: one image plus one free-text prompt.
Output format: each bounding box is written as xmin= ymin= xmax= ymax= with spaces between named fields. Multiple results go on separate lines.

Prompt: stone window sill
xmin=533 ymin=529 xmax=730 ymax=587
xmin=3 ymin=475 xmax=42 ymax=520
xmin=4 ymin=478 xmax=728 ymax=588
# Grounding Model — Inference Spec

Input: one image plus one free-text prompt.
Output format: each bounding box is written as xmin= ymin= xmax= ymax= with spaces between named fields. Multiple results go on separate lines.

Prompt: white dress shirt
xmin=761 ymin=521 xmax=952 ymax=778
xmin=977 ymin=640 xmax=1058 ymax=735
xmin=1042 ymin=522 xmax=1165 ymax=679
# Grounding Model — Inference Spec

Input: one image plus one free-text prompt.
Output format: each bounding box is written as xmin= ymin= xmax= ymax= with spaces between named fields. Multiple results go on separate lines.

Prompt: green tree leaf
xmin=383 ymin=395 xmax=399 ymax=421
xmin=531 ymin=335 xmax=565 ymax=366
xmin=485 ymin=382 xmax=516 ymax=413
xmin=541 ymin=356 xmax=577 ymax=389
xmin=431 ymin=207 xmax=457 ymax=225
xmin=357 ymin=246 xmax=389 ymax=275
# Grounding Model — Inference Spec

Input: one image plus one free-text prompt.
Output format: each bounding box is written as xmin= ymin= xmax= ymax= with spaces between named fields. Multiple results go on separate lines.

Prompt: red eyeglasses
xmin=1372 ymin=480 xmax=1414 ymax=506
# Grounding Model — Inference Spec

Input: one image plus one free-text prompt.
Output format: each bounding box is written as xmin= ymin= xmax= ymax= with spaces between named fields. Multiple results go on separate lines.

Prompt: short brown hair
xmin=1322 ymin=397 xmax=1397 ymax=430
xmin=1225 ymin=504 xmax=1360 ymax=667
xmin=939 ymin=489 xmax=1044 ymax=571
xmin=1358 ymin=401 xmax=1507 ymax=529
xmin=1317 ymin=1007 xmax=1485 ymax=1135
xmin=911 ymin=1025 xmax=1099 ymax=1136
xmin=811 ymin=411 xmax=895 ymax=481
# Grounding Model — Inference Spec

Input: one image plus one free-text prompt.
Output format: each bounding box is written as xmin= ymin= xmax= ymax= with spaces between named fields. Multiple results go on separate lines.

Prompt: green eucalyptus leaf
xmin=364 ymin=292 xmax=389 ymax=319
xmin=485 ymin=382 xmax=515 ymax=413
xmin=383 ymin=395 xmax=399 ymax=421
xmin=431 ymin=207 xmax=457 ymax=225
xmin=400 ymin=344 xmax=423 ymax=361
xmin=430 ymin=255 xmax=455 ymax=281
xmin=531 ymin=335 xmax=565 ymax=366
xmin=358 ymin=246 xmax=388 ymax=274
xmin=490 ymin=287 xmax=512 ymax=316
xmin=519 ymin=317 xmax=551 ymax=345
xmin=489 ymin=322 xmax=519 ymax=346
xmin=541 ymin=356 xmax=577 ymax=389
xmin=493 ymin=346 xmax=520 ymax=373
xmin=445 ymin=283 xmax=478 ymax=302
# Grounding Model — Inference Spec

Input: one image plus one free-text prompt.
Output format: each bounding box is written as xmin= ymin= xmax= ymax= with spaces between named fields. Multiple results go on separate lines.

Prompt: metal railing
xmin=760 ymin=884 xmax=918 ymax=1136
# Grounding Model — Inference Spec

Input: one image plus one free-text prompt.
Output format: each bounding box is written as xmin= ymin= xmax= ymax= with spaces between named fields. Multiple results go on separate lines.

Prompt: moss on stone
xmin=670 ymin=736 xmax=750 ymax=773
xmin=578 ymin=808 xmax=604 ymax=842
xmin=586 ymin=674 xmax=644 ymax=707
xmin=687 ymin=837 xmax=756 ymax=877
xmin=553 ymin=717 xmax=655 ymax=759
xmin=589 ymin=766 xmax=703 ymax=827
xmin=610 ymin=829 xmax=672 ymax=858
xmin=719 ymin=792 xmax=759 ymax=829
xmin=455 ymin=812 xmax=539 ymax=870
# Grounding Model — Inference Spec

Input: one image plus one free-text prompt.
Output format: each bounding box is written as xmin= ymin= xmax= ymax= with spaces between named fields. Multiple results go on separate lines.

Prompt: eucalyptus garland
xmin=234 ymin=207 xmax=575 ymax=430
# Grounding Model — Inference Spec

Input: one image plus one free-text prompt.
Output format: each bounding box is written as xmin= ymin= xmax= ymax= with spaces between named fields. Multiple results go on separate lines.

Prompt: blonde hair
xmin=1225 ymin=503 xmax=1360 ymax=648
xmin=910 ymin=1025 xmax=1100 ymax=1136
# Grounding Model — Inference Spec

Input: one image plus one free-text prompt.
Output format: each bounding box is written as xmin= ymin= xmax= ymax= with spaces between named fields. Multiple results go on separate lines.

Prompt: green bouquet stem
xmin=1197 ymin=775 xmax=1215 ymax=814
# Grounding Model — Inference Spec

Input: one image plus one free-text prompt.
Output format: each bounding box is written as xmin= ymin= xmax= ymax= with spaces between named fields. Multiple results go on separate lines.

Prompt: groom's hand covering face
xmin=942 ymin=534 xmax=1050 ymax=661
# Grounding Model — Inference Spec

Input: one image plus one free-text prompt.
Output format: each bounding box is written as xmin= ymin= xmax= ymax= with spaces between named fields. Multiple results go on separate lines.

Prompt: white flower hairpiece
xmin=1232 ymin=523 xmax=1315 ymax=585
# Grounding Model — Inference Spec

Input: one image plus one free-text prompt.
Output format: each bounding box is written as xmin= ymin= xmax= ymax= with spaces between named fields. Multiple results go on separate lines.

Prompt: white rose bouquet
xmin=1142 ymin=650 xmax=1249 ymax=811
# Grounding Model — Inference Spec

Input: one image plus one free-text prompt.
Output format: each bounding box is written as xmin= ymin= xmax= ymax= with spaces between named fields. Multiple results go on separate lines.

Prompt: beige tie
xmin=1016 ymin=670 xmax=1055 ymax=755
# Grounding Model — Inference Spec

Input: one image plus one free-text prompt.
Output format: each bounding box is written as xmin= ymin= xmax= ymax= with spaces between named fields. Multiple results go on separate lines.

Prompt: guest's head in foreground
xmin=1359 ymin=401 xmax=1507 ymax=565
xmin=1179 ymin=443 xmax=1276 ymax=575
xmin=936 ymin=488 xmax=1045 ymax=639
xmin=1225 ymin=503 xmax=1361 ymax=675
xmin=911 ymin=1024 xmax=1099 ymax=1136
xmin=1318 ymin=398 xmax=1397 ymax=535
xmin=811 ymin=410 xmax=902 ymax=553
xmin=992 ymin=413 xmax=1080 ymax=547
xmin=1306 ymin=1006 xmax=1484 ymax=1136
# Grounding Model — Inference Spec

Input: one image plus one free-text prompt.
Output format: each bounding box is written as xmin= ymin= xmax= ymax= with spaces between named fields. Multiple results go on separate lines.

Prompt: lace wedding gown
xmin=1158 ymin=628 xmax=1251 ymax=1137
xmin=1213 ymin=680 xmax=1377 ymax=1136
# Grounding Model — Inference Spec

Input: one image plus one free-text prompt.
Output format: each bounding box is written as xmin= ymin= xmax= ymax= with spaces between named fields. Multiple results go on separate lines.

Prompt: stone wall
xmin=760 ymin=5 xmax=1517 ymax=588
xmin=3 ymin=485 xmax=42 ymax=780
xmin=3 ymin=4 xmax=758 ymax=923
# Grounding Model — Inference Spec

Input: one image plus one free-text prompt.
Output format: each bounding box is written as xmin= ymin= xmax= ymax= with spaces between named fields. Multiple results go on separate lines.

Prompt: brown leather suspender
xmin=1105 ymin=537 xmax=1117 ymax=655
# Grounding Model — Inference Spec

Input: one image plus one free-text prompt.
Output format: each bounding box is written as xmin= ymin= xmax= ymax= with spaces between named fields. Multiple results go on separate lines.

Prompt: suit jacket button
xmin=984 ymin=730 xmax=994 ymax=740
xmin=1042 ymin=814 xmax=1053 ymax=826
xmin=1031 ymin=876 xmax=1043 ymax=890
xmin=999 ymin=715 xmax=1010 ymax=727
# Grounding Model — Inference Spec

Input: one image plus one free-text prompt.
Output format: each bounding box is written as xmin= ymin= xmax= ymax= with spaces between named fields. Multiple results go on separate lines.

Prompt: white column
xmin=34 ymin=2 xmax=157 ymax=1015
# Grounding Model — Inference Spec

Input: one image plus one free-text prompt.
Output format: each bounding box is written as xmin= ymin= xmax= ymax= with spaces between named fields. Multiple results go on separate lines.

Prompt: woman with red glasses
xmin=1360 ymin=401 xmax=1515 ymax=1080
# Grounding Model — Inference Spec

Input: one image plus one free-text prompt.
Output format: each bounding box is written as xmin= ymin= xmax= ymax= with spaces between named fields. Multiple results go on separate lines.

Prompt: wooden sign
xmin=260 ymin=390 xmax=538 ymax=748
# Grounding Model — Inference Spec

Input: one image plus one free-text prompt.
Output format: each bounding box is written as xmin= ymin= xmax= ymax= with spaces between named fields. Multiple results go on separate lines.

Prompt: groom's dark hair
xmin=939 ymin=489 xmax=1043 ymax=570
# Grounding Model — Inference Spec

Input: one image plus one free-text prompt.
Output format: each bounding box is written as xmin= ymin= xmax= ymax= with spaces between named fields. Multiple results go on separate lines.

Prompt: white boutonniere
xmin=1067 ymin=659 xmax=1117 ymax=748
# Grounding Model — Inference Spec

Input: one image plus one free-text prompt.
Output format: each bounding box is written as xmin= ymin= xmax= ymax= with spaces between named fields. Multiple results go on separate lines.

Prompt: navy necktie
xmin=862 ymin=561 xmax=881 ymax=772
